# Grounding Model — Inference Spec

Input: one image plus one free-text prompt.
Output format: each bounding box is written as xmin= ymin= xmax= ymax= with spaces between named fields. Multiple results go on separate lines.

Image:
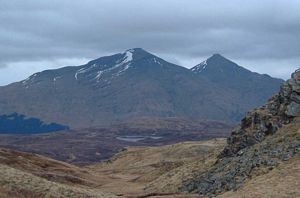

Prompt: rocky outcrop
xmin=181 ymin=69 xmax=300 ymax=196
xmin=222 ymin=69 xmax=300 ymax=157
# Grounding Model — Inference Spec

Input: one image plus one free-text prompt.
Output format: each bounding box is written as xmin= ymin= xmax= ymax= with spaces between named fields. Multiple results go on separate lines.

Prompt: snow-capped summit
xmin=74 ymin=49 xmax=135 ymax=82
xmin=191 ymin=54 xmax=237 ymax=74
xmin=74 ymin=48 xmax=163 ymax=84
xmin=21 ymin=48 xmax=166 ymax=88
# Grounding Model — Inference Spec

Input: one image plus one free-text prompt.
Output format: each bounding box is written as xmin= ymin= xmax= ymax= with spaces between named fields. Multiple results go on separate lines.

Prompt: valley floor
xmin=88 ymin=139 xmax=226 ymax=197
xmin=0 ymin=135 xmax=299 ymax=198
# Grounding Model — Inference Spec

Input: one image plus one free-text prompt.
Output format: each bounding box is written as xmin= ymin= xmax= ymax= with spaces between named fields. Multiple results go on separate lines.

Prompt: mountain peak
xmin=123 ymin=48 xmax=155 ymax=61
xmin=211 ymin=53 xmax=223 ymax=58
xmin=125 ymin=47 xmax=145 ymax=53
xmin=191 ymin=54 xmax=241 ymax=74
xmin=73 ymin=48 xmax=163 ymax=83
xmin=208 ymin=53 xmax=234 ymax=64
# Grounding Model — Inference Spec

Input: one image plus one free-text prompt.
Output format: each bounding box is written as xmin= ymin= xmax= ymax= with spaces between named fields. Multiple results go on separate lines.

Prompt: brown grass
xmin=218 ymin=157 xmax=300 ymax=198
xmin=89 ymin=139 xmax=226 ymax=197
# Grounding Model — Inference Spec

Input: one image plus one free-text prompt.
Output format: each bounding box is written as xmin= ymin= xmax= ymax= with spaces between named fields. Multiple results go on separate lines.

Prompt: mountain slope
xmin=0 ymin=113 xmax=68 ymax=134
xmin=0 ymin=49 xmax=283 ymax=128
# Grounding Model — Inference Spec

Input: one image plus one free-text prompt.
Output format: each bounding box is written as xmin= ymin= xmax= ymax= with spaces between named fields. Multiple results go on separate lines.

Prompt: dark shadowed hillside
xmin=0 ymin=113 xmax=68 ymax=134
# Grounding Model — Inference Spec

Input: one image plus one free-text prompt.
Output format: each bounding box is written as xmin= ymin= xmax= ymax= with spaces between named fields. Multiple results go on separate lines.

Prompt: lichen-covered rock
xmin=286 ymin=101 xmax=300 ymax=116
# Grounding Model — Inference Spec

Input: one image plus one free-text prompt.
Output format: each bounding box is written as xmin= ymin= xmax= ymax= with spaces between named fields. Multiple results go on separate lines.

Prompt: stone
xmin=286 ymin=101 xmax=300 ymax=116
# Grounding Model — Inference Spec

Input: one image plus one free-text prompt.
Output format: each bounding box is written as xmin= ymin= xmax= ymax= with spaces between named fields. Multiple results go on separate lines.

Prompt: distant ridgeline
xmin=0 ymin=113 xmax=69 ymax=134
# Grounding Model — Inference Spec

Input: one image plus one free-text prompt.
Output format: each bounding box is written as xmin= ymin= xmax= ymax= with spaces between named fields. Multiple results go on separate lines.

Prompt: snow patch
xmin=123 ymin=51 xmax=133 ymax=63
xmin=22 ymin=73 xmax=38 ymax=86
xmin=95 ymin=71 xmax=104 ymax=82
xmin=75 ymin=50 xmax=134 ymax=82
xmin=75 ymin=64 xmax=97 ymax=80
xmin=153 ymin=58 xmax=162 ymax=66
xmin=114 ymin=63 xmax=131 ymax=77
xmin=191 ymin=60 xmax=208 ymax=73
xmin=53 ymin=76 xmax=62 ymax=82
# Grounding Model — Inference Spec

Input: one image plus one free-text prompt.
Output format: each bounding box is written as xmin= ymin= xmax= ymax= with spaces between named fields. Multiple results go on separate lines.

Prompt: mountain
xmin=0 ymin=49 xmax=283 ymax=128
xmin=0 ymin=113 xmax=68 ymax=134
xmin=191 ymin=54 xmax=284 ymax=120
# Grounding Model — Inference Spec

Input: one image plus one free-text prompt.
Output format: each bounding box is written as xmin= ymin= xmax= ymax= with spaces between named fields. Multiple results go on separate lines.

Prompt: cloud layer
xmin=0 ymin=0 xmax=299 ymax=85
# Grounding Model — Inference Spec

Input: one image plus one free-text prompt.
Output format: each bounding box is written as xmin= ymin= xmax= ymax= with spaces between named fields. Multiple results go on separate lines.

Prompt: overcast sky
xmin=0 ymin=0 xmax=299 ymax=85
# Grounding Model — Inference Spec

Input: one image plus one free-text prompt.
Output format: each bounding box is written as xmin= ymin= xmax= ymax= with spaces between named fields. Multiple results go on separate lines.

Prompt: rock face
xmin=181 ymin=69 xmax=300 ymax=196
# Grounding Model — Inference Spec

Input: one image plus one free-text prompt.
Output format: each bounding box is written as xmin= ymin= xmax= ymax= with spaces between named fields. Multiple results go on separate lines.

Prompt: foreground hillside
xmin=176 ymin=69 xmax=300 ymax=196
xmin=0 ymin=139 xmax=226 ymax=198
xmin=219 ymin=157 xmax=300 ymax=198
xmin=0 ymin=130 xmax=298 ymax=198
xmin=149 ymin=117 xmax=300 ymax=197
xmin=0 ymin=49 xmax=283 ymax=127
xmin=0 ymin=148 xmax=117 ymax=198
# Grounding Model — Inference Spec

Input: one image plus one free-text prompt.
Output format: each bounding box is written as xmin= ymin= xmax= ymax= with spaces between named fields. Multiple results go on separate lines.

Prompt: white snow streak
xmin=22 ymin=73 xmax=38 ymax=87
xmin=74 ymin=50 xmax=134 ymax=82
xmin=192 ymin=60 xmax=208 ymax=73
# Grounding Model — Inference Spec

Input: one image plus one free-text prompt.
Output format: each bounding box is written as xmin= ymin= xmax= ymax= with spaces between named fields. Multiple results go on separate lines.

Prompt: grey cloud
xmin=0 ymin=0 xmax=299 ymax=84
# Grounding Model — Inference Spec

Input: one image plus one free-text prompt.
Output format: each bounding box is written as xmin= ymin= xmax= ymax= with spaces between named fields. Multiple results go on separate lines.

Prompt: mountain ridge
xmin=0 ymin=49 xmax=284 ymax=128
